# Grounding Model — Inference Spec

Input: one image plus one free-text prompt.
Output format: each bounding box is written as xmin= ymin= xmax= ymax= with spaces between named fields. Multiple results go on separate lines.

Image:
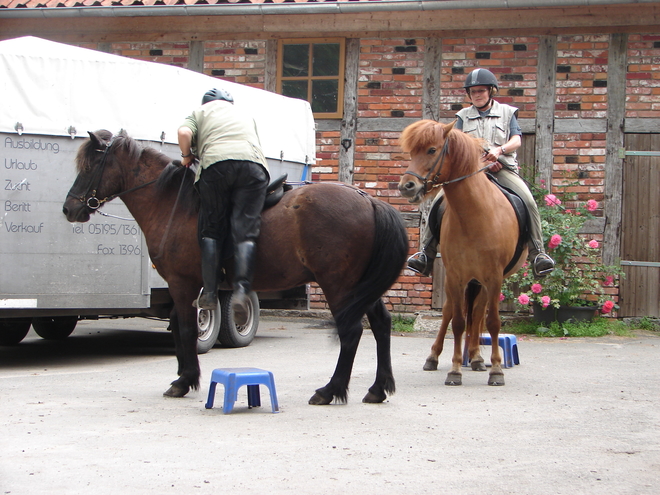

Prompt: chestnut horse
xmin=398 ymin=120 xmax=526 ymax=386
xmin=63 ymin=130 xmax=408 ymax=404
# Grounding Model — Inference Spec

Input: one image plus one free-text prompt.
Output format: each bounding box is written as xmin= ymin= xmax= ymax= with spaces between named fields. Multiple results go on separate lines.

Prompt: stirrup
xmin=407 ymin=251 xmax=433 ymax=276
xmin=193 ymin=287 xmax=217 ymax=310
xmin=533 ymin=253 xmax=555 ymax=277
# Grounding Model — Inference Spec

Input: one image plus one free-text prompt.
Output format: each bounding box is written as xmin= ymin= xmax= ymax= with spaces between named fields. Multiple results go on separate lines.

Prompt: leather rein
xmin=67 ymin=137 xmax=157 ymax=211
xmin=403 ymin=136 xmax=491 ymax=195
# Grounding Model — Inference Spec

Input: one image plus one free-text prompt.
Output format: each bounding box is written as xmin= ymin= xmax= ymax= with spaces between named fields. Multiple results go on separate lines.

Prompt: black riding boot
xmin=232 ymin=240 xmax=257 ymax=326
xmin=194 ymin=237 xmax=219 ymax=310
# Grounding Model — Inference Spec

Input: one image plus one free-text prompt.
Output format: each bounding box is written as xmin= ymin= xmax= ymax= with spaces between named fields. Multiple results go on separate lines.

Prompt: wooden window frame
xmin=277 ymin=38 xmax=345 ymax=119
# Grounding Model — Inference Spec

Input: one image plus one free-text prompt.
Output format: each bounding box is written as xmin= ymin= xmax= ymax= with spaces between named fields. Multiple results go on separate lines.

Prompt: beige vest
xmin=456 ymin=100 xmax=519 ymax=172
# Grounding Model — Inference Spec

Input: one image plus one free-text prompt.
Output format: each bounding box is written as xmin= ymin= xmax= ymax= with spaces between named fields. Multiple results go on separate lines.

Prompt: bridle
xmin=67 ymin=136 xmax=156 ymax=211
xmin=403 ymin=134 xmax=491 ymax=195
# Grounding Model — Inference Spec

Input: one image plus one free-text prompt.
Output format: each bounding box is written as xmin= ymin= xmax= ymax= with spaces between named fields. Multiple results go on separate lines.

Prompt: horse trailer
xmin=0 ymin=36 xmax=316 ymax=349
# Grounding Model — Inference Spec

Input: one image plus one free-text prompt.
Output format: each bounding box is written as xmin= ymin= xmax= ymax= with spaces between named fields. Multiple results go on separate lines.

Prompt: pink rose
xmin=531 ymin=283 xmax=542 ymax=294
xmin=518 ymin=294 xmax=530 ymax=305
xmin=601 ymin=300 xmax=615 ymax=314
xmin=548 ymin=234 xmax=562 ymax=249
xmin=499 ymin=293 xmax=505 ymax=302
xmin=544 ymin=194 xmax=561 ymax=207
xmin=604 ymin=275 xmax=614 ymax=286
xmin=588 ymin=239 xmax=599 ymax=249
xmin=541 ymin=295 xmax=551 ymax=308
xmin=587 ymin=199 xmax=598 ymax=211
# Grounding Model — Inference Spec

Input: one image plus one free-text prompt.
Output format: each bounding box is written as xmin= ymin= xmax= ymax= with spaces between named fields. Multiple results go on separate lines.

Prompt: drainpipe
xmin=0 ymin=0 xmax=656 ymax=19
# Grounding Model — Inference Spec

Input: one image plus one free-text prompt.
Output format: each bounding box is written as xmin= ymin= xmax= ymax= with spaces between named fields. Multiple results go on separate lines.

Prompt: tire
xmin=32 ymin=316 xmax=78 ymax=340
xmin=218 ymin=290 xmax=259 ymax=348
xmin=0 ymin=318 xmax=33 ymax=345
xmin=196 ymin=300 xmax=221 ymax=354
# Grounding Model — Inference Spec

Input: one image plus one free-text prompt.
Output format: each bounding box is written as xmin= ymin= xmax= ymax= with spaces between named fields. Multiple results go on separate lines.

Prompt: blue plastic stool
xmin=462 ymin=334 xmax=520 ymax=368
xmin=205 ymin=367 xmax=279 ymax=414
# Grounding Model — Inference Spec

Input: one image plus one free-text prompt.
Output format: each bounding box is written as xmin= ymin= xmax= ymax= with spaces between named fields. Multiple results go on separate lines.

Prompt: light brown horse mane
xmin=400 ymin=119 xmax=485 ymax=179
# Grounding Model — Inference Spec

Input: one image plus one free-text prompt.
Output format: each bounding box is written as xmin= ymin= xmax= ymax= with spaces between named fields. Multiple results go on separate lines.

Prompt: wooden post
xmin=338 ymin=38 xmax=359 ymax=185
xmin=603 ymin=33 xmax=628 ymax=265
xmin=535 ymin=35 xmax=557 ymax=190
xmin=188 ymin=41 xmax=204 ymax=73
xmin=265 ymin=40 xmax=277 ymax=93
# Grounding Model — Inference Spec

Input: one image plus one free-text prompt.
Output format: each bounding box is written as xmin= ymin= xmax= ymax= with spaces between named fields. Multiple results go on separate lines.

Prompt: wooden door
xmin=619 ymin=134 xmax=660 ymax=317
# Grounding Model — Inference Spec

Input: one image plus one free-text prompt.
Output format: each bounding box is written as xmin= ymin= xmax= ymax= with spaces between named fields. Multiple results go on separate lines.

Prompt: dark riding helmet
xmin=202 ymin=88 xmax=234 ymax=105
xmin=464 ymin=68 xmax=499 ymax=92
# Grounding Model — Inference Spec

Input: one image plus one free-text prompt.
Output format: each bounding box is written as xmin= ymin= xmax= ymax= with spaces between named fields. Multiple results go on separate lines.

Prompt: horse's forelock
xmin=400 ymin=119 xmax=442 ymax=155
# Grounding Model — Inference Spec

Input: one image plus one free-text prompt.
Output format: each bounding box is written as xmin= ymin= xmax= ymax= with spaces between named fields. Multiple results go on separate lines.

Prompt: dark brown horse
xmin=63 ymin=130 xmax=408 ymax=404
xmin=398 ymin=120 xmax=526 ymax=386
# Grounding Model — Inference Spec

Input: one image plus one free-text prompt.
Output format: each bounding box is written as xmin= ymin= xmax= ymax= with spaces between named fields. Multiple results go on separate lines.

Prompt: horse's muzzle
xmin=398 ymin=179 xmax=423 ymax=204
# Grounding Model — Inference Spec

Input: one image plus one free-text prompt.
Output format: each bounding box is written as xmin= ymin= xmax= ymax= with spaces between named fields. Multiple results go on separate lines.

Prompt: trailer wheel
xmin=218 ymin=290 xmax=259 ymax=348
xmin=32 ymin=316 xmax=78 ymax=340
xmin=196 ymin=301 xmax=221 ymax=354
xmin=0 ymin=318 xmax=33 ymax=345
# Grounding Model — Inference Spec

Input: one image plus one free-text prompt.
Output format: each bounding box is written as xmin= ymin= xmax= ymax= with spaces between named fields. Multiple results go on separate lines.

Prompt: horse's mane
xmin=76 ymin=129 xmax=199 ymax=215
xmin=400 ymin=119 xmax=485 ymax=178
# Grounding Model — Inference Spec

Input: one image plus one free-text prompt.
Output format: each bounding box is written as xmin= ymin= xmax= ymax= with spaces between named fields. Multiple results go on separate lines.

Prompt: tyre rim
xmin=197 ymin=309 xmax=214 ymax=341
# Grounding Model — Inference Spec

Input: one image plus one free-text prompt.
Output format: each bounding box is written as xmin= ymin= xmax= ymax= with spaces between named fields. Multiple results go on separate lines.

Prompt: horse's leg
xmin=424 ymin=296 xmax=452 ymax=371
xmin=467 ymin=287 xmax=488 ymax=372
xmin=164 ymin=290 xmax=201 ymax=398
xmin=362 ymin=299 xmax=395 ymax=404
xmin=485 ymin=290 xmax=505 ymax=386
xmin=308 ymin=314 xmax=363 ymax=405
xmin=445 ymin=294 xmax=466 ymax=386
xmin=168 ymin=307 xmax=184 ymax=376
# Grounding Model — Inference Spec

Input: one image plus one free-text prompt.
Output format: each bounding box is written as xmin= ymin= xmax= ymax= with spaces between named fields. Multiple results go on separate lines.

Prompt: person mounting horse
xmin=407 ymin=68 xmax=555 ymax=278
xmin=178 ymin=88 xmax=269 ymax=326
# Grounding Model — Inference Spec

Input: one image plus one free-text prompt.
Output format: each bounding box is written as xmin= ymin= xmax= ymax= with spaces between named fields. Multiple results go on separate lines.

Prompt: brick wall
xmin=626 ymin=34 xmax=660 ymax=117
xmin=76 ymin=34 xmax=660 ymax=314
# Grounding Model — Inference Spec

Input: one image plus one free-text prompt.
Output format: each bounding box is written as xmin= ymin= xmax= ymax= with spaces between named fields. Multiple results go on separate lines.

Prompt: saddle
xmin=263 ymin=173 xmax=292 ymax=210
xmin=485 ymin=173 xmax=529 ymax=274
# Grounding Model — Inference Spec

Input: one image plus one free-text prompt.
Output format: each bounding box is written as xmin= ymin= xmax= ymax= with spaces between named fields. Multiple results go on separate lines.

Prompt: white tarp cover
xmin=0 ymin=36 xmax=316 ymax=165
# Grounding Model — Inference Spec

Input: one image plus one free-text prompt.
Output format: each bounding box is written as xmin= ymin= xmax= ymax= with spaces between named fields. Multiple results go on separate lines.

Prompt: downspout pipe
xmin=0 ymin=0 xmax=656 ymax=19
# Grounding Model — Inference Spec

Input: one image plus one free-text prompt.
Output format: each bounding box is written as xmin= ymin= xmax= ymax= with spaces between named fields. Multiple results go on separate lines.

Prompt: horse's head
xmin=397 ymin=120 xmax=457 ymax=204
xmin=62 ymin=130 xmax=137 ymax=223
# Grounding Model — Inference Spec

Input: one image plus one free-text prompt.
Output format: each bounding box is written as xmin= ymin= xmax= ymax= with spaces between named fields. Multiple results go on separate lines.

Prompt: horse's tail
xmin=464 ymin=279 xmax=482 ymax=334
xmin=334 ymin=198 xmax=409 ymax=329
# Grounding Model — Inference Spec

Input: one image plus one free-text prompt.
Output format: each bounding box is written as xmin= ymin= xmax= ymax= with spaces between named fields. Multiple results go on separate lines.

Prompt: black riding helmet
xmin=464 ymin=68 xmax=499 ymax=109
xmin=202 ymin=88 xmax=234 ymax=105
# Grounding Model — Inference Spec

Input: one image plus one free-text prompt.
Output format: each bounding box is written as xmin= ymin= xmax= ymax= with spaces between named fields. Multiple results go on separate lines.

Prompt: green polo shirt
xmin=180 ymin=99 xmax=270 ymax=182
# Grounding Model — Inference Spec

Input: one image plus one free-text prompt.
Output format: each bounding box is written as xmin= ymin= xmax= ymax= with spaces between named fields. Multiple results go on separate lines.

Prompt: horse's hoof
xmin=488 ymin=373 xmax=505 ymax=386
xmin=445 ymin=372 xmax=462 ymax=386
xmin=471 ymin=359 xmax=487 ymax=372
xmin=308 ymin=391 xmax=333 ymax=405
xmin=163 ymin=383 xmax=189 ymax=397
xmin=362 ymin=391 xmax=386 ymax=403
xmin=423 ymin=357 xmax=439 ymax=371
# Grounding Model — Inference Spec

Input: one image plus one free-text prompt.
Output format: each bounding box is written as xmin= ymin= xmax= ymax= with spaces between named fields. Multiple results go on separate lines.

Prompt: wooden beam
xmin=535 ymin=35 xmax=557 ymax=190
xmin=188 ymin=40 xmax=204 ymax=73
xmin=423 ymin=37 xmax=441 ymax=122
xmin=338 ymin=38 xmax=359 ymax=185
xmin=2 ymin=5 xmax=660 ymax=42
xmin=603 ymin=33 xmax=628 ymax=266
xmin=264 ymin=40 xmax=277 ymax=93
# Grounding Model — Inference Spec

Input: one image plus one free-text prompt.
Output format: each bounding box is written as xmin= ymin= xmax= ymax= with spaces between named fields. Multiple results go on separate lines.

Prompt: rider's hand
xmin=485 ymin=147 xmax=503 ymax=172
xmin=181 ymin=155 xmax=194 ymax=168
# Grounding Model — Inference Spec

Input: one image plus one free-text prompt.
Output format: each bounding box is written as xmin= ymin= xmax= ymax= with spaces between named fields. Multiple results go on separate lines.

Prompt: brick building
xmin=1 ymin=0 xmax=659 ymax=316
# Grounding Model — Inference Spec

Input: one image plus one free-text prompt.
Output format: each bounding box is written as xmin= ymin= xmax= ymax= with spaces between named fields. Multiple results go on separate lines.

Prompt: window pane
xmin=282 ymin=80 xmax=309 ymax=102
xmin=312 ymin=43 xmax=340 ymax=77
xmin=311 ymin=79 xmax=338 ymax=113
xmin=282 ymin=44 xmax=309 ymax=77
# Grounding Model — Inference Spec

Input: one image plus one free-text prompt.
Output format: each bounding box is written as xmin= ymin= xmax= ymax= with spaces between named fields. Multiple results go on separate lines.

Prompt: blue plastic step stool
xmin=462 ymin=334 xmax=520 ymax=368
xmin=205 ymin=367 xmax=279 ymax=414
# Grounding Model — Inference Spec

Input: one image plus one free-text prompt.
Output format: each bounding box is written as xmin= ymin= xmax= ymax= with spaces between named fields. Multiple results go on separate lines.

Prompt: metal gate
xmin=619 ymin=134 xmax=660 ymax=317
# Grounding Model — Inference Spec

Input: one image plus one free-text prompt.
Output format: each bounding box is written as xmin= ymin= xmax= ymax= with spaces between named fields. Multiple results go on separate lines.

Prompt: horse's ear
xmin=88 ymin=131 xmax=103 ymax=149
xmin=444 ymin=120 xmax=456 ymax=135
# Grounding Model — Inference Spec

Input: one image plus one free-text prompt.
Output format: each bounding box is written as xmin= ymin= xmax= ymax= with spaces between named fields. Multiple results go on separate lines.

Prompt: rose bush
xmin=501 ymin=182 xmax=623 ymax=315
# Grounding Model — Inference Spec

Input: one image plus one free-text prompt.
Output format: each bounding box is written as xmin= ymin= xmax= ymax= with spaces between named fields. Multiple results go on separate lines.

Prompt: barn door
xmin=619 ymin=134 xmax=660 ymax=317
